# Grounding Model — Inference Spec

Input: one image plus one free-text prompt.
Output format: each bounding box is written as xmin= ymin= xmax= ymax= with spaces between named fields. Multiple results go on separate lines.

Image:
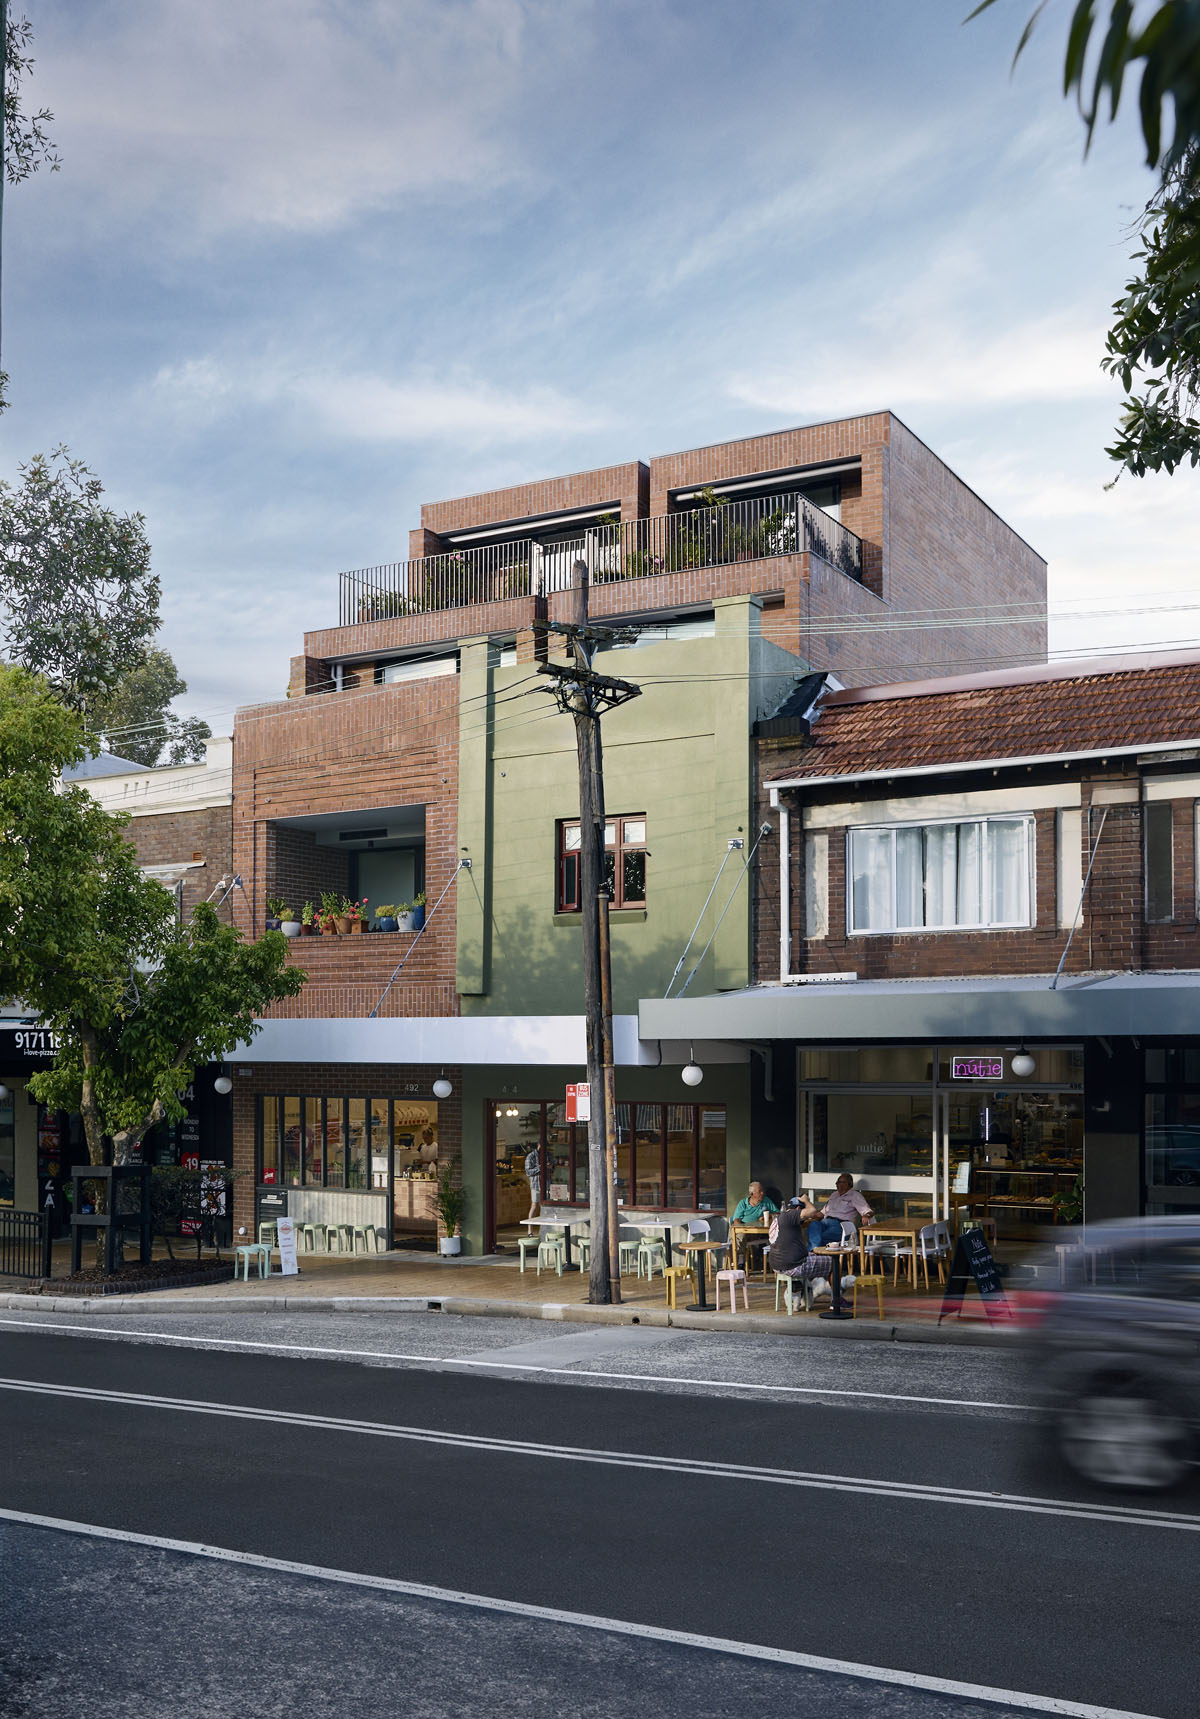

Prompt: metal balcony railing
xmin=339 ymin=491 xmax=862 ymax=625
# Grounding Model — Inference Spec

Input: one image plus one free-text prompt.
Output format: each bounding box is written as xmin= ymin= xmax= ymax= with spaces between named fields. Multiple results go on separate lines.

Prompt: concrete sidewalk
xmin=1 ymin=1248 xmax=1018 ymax=1347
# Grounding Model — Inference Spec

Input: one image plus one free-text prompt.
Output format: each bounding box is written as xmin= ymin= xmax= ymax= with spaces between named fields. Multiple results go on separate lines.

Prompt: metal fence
xmin=0 ymin=1208 xmax=52 ymax=1278
xmin=339 ymin=491 xmax=863 ymax=626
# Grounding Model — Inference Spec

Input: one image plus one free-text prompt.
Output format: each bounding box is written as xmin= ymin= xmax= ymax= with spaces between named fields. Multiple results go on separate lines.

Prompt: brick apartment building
xmin=0 ymin=740 xmax=236 ymax=1225
xmin=225 ymin=413 xmax=1049 ymax=1254
xmin=642 ymin=651 xmax=1200 ymax=1237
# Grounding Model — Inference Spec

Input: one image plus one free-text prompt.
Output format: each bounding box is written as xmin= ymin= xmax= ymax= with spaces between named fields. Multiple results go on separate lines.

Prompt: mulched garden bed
xmin=33 ymin=1258 xmax=235 ymax=1295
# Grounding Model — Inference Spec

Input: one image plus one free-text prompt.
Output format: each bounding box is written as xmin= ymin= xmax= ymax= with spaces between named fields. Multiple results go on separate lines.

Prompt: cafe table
xmin=619 ymin=1214 xmax=686 ymax=1267
xmin=676 ymin=1238 xmax=728 ymax=1311
xmin=858 ymin=1218 xmax=930 ymax=1290
xmin=522 ymin=1211 xmax=588 ymax=1270
xmin=730 ymin=1221 xmax=771 ymax=1277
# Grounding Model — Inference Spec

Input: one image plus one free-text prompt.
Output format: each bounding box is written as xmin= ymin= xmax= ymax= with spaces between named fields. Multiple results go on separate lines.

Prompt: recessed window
xmin=1145 ymin=802 xmax=1174 ymax=922
xmin=847 ymin=817 xmax=1033 ymax=934
xmin=557 ymin=815 xmax=647 ymax=912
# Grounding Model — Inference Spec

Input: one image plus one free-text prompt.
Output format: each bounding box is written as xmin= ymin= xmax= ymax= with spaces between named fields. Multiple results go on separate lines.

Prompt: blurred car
xmin=1025 ymin=1217 xmax=1200 ymax=1491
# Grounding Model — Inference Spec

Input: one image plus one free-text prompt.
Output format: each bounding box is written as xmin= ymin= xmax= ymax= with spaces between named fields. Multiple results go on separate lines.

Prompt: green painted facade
xmin=450 ymin=595 xmax=805 ymax=1255
xmin=456 ymin=595 xmax=805 ymax=1014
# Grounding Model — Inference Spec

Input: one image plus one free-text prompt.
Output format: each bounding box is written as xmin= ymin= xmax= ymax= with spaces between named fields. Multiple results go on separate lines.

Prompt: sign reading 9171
xmin=1 ymin=1026 xmax=61 ymax=1058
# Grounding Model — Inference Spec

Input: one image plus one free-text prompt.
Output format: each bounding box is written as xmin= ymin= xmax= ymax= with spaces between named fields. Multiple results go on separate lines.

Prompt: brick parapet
xmin=420 ymin=460 xmax=648 ymax=536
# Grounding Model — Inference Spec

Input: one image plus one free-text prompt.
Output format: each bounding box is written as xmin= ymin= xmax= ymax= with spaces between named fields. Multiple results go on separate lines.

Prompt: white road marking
xmin=0 ymin=1374 xmax=1191 ymax=1533
xmin=0 ymin=1505 xmax=1164 ymax=1719
xmin=0 ymin=1315 xmax=1036 ymax=1412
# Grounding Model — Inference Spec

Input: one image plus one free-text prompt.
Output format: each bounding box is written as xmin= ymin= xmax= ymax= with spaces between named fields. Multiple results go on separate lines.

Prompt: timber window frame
xmin=556 ymin=814 xmax=647 ymax=913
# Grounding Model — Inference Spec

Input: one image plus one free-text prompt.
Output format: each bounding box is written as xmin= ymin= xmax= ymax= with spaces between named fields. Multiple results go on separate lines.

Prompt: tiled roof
xmin=769 ymin=653 xmax=1200 ymax=782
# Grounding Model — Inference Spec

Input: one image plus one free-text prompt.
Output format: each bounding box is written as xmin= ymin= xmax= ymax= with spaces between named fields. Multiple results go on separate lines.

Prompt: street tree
xmin=88 ymin=647 xmax=213 ymax=766
xmin=0 ymin=5 xmax=61 ymax=395
xmin=971 ymin=0 xmax=1200 ymax=477
xmin=0 ymin=446 xmax=161 ymax=710
xmin=0 ymin=664 xmax=303 ymax=1166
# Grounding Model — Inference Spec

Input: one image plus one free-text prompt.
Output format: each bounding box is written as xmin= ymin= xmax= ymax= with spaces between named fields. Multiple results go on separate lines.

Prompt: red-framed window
xmin=490 ymin=1100 xmax=726 ymax=1212
xmin=557 ymin=815 xmax=647 ymax=912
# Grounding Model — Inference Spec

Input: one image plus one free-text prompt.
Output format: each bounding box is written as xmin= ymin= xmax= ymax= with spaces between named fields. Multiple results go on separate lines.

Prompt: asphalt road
xmin=0 ymin=1308 xmax=1192 ymax=1719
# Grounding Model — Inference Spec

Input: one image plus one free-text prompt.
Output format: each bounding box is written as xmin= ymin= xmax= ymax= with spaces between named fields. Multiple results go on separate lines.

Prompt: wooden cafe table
xmin=859 ymin=1217 xmax=928 ymax=1290
xmin=676 ymin=1238 xmax=729 ymax=1311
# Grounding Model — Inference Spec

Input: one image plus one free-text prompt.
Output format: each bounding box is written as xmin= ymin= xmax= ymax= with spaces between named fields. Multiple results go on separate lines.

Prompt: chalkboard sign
xmin=938 ymin=1227 xmax=1011 ymax=1324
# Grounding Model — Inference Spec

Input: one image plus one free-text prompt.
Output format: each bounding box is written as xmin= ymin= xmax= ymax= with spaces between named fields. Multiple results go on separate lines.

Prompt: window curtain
xmin=956 ymin=821 xmax=985 ymax=925
xmin=924 ymin=824 xmax=958 ymax=927
xmin=894 ymin=828 xmax=923 ymax=928
xmin=850 ymin=829 xmax=892 ymax=930
xmin=989 ymin=819 xmax=1028 ymax=924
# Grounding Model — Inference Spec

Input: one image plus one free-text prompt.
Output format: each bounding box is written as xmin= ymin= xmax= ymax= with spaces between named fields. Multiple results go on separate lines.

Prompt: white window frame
xmin=845 ymin=815 xmax=1035 ymax=936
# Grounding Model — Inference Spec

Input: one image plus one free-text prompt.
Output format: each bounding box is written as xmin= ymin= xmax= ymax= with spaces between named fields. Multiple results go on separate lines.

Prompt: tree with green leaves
xmin=0 ymin=446 xmax=161 ymax=710
xmin=0 ymin=4 xmax=61 ymax=398
xmin=971 ymin=1 xmax=1200 ymax=478
xmin=0 ymin=664 xmax=304 ymax=1166
xmin=88 ymin=647 xmax=213 ymax=767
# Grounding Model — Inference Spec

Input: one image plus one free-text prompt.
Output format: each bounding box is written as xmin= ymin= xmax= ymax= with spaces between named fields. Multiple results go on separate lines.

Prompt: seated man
xmin=807 ymin=1173 xmax=874 ymax=1250
xmin=730 ymin=1180 xmax=779 ymax=1273
xmin=770 ymin=1197 xmax=839 ymax=1299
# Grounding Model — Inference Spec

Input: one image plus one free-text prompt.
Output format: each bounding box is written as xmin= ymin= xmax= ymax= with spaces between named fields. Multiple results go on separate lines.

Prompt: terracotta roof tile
xmin=769 ymin=659 xmax=1200 ymax=782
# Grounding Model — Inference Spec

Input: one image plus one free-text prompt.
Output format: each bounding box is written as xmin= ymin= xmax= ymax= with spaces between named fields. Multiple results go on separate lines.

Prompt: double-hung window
xmin=848 ymin=817 xmax=1033 ymax=934
xmin=558 ymin=816 xmax=647 ymax=912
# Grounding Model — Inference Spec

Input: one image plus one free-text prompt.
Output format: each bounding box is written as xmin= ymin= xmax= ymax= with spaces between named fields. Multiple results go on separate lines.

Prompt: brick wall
xmin=416 ymin=459 xmax=649 ymax=549
xmin=122 ymin=805 xmax=233 ymax=920
xmin=232 ymin=673 xmax=461 ymax=1016
xmin=753 ymin=750 xmax=1200 ymax=983
xmin=230 ymin=1060 xmax=462 ymax=1239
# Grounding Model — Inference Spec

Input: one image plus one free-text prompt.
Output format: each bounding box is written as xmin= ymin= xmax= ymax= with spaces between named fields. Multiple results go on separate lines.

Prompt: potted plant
xmin=395 ymin=900 xmax=415 ymax=932
xmin=435 ymin=1164 xmax=465 ymax=1256
xmin=346 ymin=896 xmax=367 ymax=935
xmin=411 ymin=890 xmax=427 ymax=931
xmin=265 ymin=894 xmax=287 ymax=931
xmin=279 ymin=906 xmax=302 ymax=939
xmin=300 ymin=901 xmax=317 ymax=935
xmin=375 ymin=903 xmax=397 ymax=932
xmin=320 ymin=890 xmax=342 ymax=934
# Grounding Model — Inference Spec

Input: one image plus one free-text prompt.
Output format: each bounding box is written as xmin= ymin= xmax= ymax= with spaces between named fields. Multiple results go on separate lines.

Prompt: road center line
xmin=0 ymin=1316 xmax=1036 ymax=1412
xmin=0 ymin=1374 xmax=1190 ymax=1533
xmin=0 ymin=1506 xmax=1163 ymax=1719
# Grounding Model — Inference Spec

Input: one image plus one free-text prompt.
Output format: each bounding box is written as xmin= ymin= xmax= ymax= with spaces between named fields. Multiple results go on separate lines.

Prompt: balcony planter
xmin=320 ymin=919 xmax=338 ymax=936
xmin=376 ymin=916 xmax=397 ymax=933
xmin=347 ymin=918 xmax=363 ymax=935
xmin=280 ymin=920 xmax=302 ymax=939
xmin=334 ymin=915 xmax=352 ymax=934
xmin=411 ymin=896 xmax=426 ymax=931
xmin=396 ymin=910 xmax=415 ymax=933
xmin=264 ymin=918 xmax=281 ymax=932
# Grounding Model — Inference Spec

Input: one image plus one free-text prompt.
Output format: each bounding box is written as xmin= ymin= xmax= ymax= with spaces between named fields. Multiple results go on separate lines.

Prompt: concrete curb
xmin=0 ymin=1288 xmax=1017 ymax=1347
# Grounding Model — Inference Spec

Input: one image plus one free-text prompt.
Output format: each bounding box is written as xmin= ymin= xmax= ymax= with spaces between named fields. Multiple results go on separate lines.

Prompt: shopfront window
xmin=0 ymin=1091 xmax=13 ymax=1206
xmin=490 ymin=1099 xmax=727 ymax=1218
xmin=259 ymin=1095 xmax=438 ymax=1192
xmin=1145 ymin=1048 xmax=1200 ymax=1214
xmin=260 ymin=1097 xmax=280 ymax=1185
xmin=800 ymin=1047 xmax=934 ymax=1084
xmin=810 ymin=1093 xmax=933 ymax=1179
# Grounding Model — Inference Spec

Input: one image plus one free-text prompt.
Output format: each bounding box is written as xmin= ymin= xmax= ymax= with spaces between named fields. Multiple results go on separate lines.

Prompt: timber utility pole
xmin=539 ymin=559 xmax=640 ymax=1304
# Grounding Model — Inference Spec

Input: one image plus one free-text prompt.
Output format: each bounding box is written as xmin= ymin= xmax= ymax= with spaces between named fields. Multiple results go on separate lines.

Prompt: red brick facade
xmin=754 ymin=656 xmax=1200 ymax=986
xmin=232 ymin=673 xmax=461 ymax=1018
xmin=121 ymin=805 xmax=233 ymax=920
xmin=229 ymin=1061 xmax=462 ymax=1240
xmin=296 ymin=412 xmax=1045 ymax=695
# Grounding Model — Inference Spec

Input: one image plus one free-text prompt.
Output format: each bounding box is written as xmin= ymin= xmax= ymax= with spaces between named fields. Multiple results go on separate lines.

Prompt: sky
xmin=3 ymin=0 xmax=1194 ymax=730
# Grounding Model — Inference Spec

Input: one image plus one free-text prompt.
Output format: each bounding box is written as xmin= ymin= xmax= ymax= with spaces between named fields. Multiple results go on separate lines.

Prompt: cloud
xmin=35 ymin=0 xmax=560 ymax=240
xmin=727 ymin=313 xmax=1110 ymax=419
xmin=151 ymin=353 xmax=611 ymax=444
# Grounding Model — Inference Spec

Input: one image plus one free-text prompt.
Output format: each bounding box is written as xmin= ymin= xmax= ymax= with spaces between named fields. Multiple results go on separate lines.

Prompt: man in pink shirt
xmin=807 ymin=1174 xmax=874 ymax=1249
